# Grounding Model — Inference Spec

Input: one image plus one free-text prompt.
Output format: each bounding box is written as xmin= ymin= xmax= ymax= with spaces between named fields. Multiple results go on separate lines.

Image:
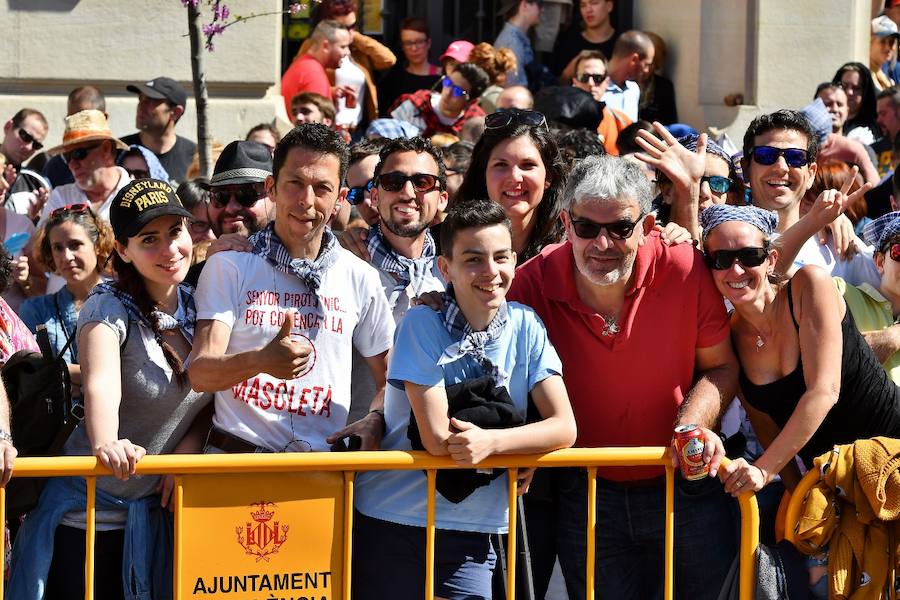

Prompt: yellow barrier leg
xmin=344 ymin=472 xmax=355 ymax=600
xmin=426 ymin=469 xmax=436 ymax=600
xmin=506 ymin=467 xmax=518 ymax=600
xmin=738 ymin=493 xmax=760 ymax=600
xmin=586 ymin=467 xmax=597 ymax=600
xmin=664 ymin=466 xmax=675 ymax=600
xmin=174 ymin=477 xmax=183 ymax=600
xmin=85 ymin=477 xmax=96 ymax=600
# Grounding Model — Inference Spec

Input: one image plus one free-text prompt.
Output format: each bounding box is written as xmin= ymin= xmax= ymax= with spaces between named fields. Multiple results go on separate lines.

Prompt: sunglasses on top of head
xmin=376 ymin=172 xmax=442 ymax=193
xmin=17 ymin=128 xmax=43 ymax=151
xmin=705 ymin=247 xmax=770 ymax=270
xmin=749 ymin=146 xmax=810 ymax=168
xmin=49 ymin=203 xmax=90 ymax=220
xmin=209 ymin=182 xmax=267 ymax=208
xmin=346 ymin=179 xmax=374 ymax=205
xmin=568 ymin=213 xmax=644 ymax=240
xmin=484 ymin=109 xmax=549 ymax=131
xmin=440 ymin=76 xmax=470 ymax=99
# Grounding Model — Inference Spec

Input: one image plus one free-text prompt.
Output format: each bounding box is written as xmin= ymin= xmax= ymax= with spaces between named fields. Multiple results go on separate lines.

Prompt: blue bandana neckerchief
xmin=437 ymin=285 xmax=509 ymax=386
xmin=92 ymin=281 xmax=196 ymax=343
xmin=249 ymin=223 xmax=339 ymax=294
xmin=367 ymin=224 xmax=437 ymax=308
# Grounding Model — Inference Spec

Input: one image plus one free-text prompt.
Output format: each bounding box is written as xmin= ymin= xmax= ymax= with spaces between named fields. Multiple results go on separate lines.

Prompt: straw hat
xmin=46 ymin=109 xmax=129 ymax=156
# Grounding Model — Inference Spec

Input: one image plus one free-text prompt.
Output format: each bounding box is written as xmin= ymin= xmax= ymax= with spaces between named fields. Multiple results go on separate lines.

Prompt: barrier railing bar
xmin=426 ymin=469 xmax=436 ymax=600
xmin=343 ymin=472 xmax=354 ymax=600
xmin=174 ymin=477 xmax=183 ymax=600
xmin=664 ymin=466 xmax=675 ymax=600
xmin=506 ymin=467 xmax=518 ymax=600
xmin=5 ymin=449 xmax=758 ymax=600
xmin=586 ymin=467 xmax=597 ymax=600
xmin=85 ymin=476 xmax=96 ymax=600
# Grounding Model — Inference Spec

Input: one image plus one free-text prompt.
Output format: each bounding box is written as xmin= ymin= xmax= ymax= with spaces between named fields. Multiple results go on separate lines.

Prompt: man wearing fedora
xmin=121 ymin=77 xmax=196 ymax=184
xmin=204 ymin=140 xmax=275 ymax=239
xmin=41 ymin=109 xmax=130 ymax=224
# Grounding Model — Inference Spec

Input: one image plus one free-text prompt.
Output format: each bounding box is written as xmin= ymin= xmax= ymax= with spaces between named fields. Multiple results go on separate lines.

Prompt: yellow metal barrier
xmin=3 ymin=448 xmax=759 ymax=600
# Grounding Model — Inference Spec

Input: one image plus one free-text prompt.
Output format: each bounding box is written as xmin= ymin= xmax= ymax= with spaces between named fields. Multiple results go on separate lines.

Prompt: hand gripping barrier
xmin=2 ymin=448 xmax=759 ymax=600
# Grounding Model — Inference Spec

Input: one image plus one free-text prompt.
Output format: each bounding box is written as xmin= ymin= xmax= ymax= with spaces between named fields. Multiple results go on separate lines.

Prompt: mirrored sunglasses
xmin=346 ymin=180 xmax=374 ymax=205
xmin=750 ymin=146 xmax=810 ymax=168
xmin=701 ymin=175 xmax=734 ymax=194
xmin=440 ymin=76 xmax=470 ymax=99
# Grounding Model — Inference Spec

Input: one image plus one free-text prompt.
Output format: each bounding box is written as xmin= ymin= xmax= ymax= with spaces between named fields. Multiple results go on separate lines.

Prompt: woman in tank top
xmin=700 ymin=204 xmax=900 ymax=497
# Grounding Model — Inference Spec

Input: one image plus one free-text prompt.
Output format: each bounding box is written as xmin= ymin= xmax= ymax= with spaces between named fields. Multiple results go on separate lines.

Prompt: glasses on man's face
xmin=209 ymin=182 xmax=267 ymax=208
xmin=346 ymin=180 xmax=374 ymax=205
xmin=749 ymin=146 xmax=810 ymax=168
xmin=705 ymin=247 xmax=770 ymax=270
xmin=125 ymin=168 xmax=151 ymax=180
xmin=190 ymin=220 xmax=211 ymax=235
xmin=63 ymin=143 xmax=103 ymax=164
xmin=376 ymin=172 xmax=441 ymax=193
xmin=578 ymin=73 xmax=608 ymax=85
xmin=49 ymin=203 xmax=90 ymax=220
xmin=484 ymin=109 xmax=548 ymax=131
xmin=440 ymin=76 xmax=470 ymax=99
xmin=17 ymin=128 xmax=43 ymax=151
xmin=701 ymin=175 xmax=734 ymax=194
xmin=569 ymin=212 xmax=644 ymax=240
xmin=401 ymin=38 xmax=428 ymax=49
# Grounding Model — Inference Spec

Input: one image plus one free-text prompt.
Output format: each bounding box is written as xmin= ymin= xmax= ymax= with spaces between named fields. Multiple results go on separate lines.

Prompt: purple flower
xmin=213 ymin=3 xmax=230 ymax=21
xmin=289 ymin=3 xmax=304 ymax=15
xmin=202 ymin=22 xmax=226 ymax=37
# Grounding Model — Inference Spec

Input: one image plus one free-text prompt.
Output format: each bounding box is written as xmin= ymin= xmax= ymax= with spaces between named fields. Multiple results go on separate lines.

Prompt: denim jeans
xmin=556 ymin=468 xmax=739 ymax=600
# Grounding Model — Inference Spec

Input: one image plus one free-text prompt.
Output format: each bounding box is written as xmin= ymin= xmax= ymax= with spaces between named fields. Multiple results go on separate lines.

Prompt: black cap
xmin=126 ymin=77 xmax=188 ymax=108
xmin=110 ymin=179 xmax=193 ymax=241
xmin=205 ymin=140 xmax=273 ymax=188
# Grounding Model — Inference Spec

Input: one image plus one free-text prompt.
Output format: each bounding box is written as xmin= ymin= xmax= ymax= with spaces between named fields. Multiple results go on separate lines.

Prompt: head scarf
xmin=700 ymin=204 xmax=779 ymax=240
xmin=862 ymin=211 xmax=900 ymax=251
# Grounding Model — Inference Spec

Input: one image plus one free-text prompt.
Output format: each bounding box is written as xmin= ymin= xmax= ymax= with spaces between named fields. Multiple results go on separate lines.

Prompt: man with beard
xmin=204 ymin=140 xmax=274 ymax=238
xmin=121 ymin=77 xmax=196 ymax=183
xmin=41 ymin=109 xmax=130 ymax=223
xmin=346 ymin=136 xmax=448 ymax=421
xmin=508 ymin=154 xmax=739 ymax=599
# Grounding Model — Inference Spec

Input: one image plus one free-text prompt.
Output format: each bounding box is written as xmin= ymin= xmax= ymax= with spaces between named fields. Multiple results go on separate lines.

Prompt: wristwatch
xmin=0 ymin=430 xmax=13 ymax=445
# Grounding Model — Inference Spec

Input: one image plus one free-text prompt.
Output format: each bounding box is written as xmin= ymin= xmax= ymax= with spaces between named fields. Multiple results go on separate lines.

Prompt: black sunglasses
xmin=346 ymin=180 xmax=374 ymax=205
xmin=749 ymin=146 xmax=810 ymax=168
xmin=701 ymin=175 xmax=734 ymax=194
xmin=577 ymin=73 xmax=608 ymax=85
xmin=63 ymin=143 xmax=103 ymax=164
xmin=209 ymin=182 xmax=267 ymax=208
xmin=569 ymin=213 xmax=644 ymax=240
xmin=17 ymin=128 xmax=43 ymax=151
xmin=485 ymin=109 xmax=548 ymax=131
xmin=376 ymin=172 xmax=441 ymax=193
xmin=705 ymin=247 xmax=770 ymax=270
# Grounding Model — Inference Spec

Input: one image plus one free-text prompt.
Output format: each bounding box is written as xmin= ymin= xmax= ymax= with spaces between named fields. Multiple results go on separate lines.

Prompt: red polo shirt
xmin=508 ymin=233 xmax=729 ymax=480
xmin=281 ymin=54 xmax=333 ymax=117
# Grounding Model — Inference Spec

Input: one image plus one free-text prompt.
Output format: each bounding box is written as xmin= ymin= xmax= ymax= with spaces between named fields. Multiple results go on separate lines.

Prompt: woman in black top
xmin=700 ymin=204 xmax=900 ymax=496
xmin=377 ymin=17 xmax=441 ymax=116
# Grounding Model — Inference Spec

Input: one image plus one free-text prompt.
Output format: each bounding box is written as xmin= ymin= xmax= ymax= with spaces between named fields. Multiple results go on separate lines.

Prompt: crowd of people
xmin=4 ymin=0 xmax=900 ymax=598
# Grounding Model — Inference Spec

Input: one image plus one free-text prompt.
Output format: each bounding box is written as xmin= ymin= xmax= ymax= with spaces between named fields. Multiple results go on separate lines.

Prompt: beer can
xmin=674 ymin=424 xmax=709 ymax=480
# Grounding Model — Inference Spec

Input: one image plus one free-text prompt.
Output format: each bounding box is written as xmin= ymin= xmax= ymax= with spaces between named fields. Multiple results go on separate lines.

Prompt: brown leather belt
xmin=205 ymin=427 xmax=272 ymax=453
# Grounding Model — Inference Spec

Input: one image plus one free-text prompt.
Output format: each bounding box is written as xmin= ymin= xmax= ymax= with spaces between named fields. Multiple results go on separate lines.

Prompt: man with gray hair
xmin=508 ymin=154 xmax=739 ymax=599
xmin=280 ymin=19 xmax=352 ymax=118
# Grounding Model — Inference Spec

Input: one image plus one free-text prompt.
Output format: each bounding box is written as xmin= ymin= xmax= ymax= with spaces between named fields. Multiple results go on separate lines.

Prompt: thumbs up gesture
xmin=260 ymin=310 xmax=312 ymax=380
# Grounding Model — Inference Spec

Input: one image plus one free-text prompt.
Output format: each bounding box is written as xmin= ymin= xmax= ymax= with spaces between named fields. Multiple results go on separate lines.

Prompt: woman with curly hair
xmin=468 ymin=42 xmax=518 ymax=113
xmin=19 ymin=204 xmax=113 ymax=389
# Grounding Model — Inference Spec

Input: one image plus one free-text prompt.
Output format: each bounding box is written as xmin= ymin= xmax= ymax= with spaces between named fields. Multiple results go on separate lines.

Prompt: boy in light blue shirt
xmin=353 ymin=198 xmax=576 ymax=600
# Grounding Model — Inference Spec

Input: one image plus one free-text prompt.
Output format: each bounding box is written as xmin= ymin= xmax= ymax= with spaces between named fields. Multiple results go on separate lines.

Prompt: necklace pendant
xmin=755 ymin=335 xmax=765 ymax=350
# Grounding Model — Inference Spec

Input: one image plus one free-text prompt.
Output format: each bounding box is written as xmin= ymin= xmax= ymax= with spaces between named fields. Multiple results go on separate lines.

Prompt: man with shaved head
xmin=601 ymin=30 xmax=654 ymax=121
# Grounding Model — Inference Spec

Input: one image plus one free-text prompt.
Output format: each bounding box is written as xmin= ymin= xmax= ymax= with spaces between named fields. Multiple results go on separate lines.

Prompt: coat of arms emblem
xmin=236 ymin=501 xmax=290 ymax=561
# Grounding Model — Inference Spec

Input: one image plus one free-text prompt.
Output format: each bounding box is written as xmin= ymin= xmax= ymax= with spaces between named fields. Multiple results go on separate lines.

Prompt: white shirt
xmin=601 ymin=79 xmax=641 ymax=122
xmin=195 ymin=247 xmax=395 ymax=452
xmin=793 ymin=234 xmax=881 ymax=288
xmin=335 ymin=56 xmax=367 ymax=128
xmin=39 ymin=166 xmax=130 ymax=226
